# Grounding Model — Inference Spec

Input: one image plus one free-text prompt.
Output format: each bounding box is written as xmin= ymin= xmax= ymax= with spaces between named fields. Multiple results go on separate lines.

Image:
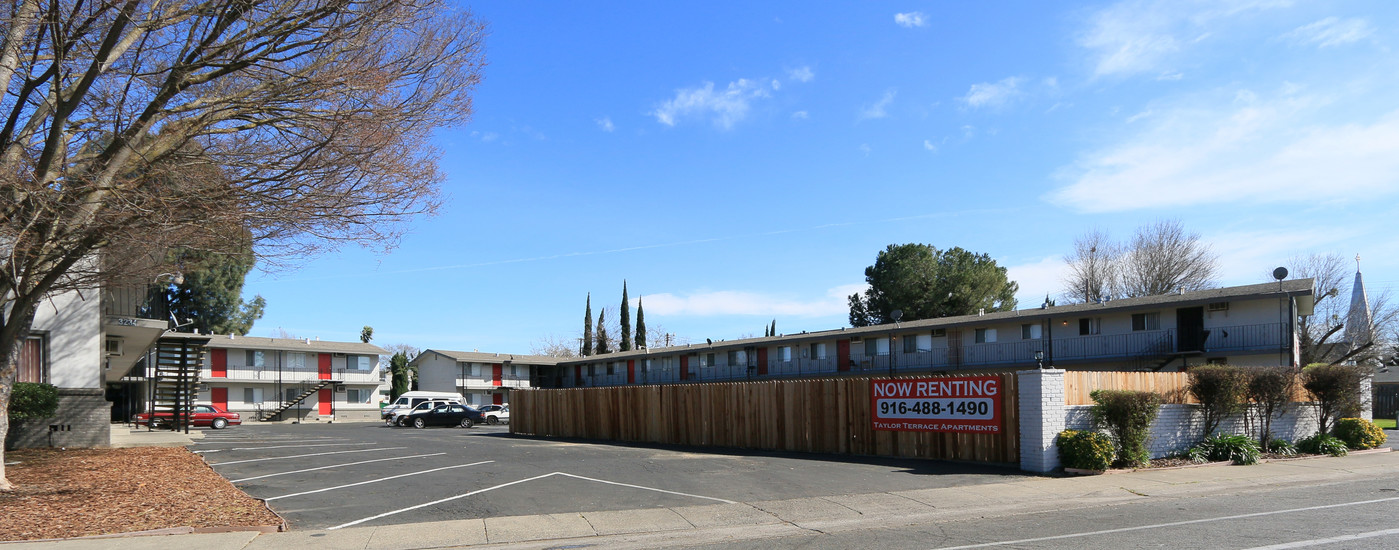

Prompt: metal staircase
xmin=149 ymin=337 xmax=208 ymax=433
xmin=260 ymin=380 xmax=333 ymax=422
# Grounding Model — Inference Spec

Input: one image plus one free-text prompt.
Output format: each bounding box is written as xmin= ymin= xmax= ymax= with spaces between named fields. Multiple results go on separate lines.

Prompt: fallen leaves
xmin=0 ymin=447 xmax=281 ymax=541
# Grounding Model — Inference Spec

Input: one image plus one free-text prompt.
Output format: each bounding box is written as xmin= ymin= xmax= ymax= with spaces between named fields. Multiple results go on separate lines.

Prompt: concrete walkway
xmin=108 ymin=424 xmax=204 ymax=448
xmin=7 ymin=448 xmax=1395 ymax=550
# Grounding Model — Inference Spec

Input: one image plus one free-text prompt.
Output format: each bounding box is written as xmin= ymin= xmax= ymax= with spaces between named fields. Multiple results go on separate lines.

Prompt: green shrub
xmin=1301 ymin=363 xmax=1367 ymax=434
xmin=1090 ymin=389 xmax=1162 ymax=469
xmin=1333 ymin=418 xmax=1387 ymax=450
xmin=1297 ymin=433 xmax=1348 ymax=457
xmin=1056 ymin=430 xmax=1115 ymax=471
xmin=9 ymin=382 xmax=59 ymax=420
xmin=1268 ymin=439 xmax=1298 ymax=457
xmin=1189 ymin=433 xmax=1261 ymax=465
xmin=1245 ymin=366 xmax=1298 ymax=451
xmin=1187 ymin=365 xmax=1248 ymax=441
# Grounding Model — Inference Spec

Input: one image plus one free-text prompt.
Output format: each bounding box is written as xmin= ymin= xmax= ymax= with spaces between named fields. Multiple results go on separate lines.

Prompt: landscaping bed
xmin=0 ymin=446 xmax=281 ymax=541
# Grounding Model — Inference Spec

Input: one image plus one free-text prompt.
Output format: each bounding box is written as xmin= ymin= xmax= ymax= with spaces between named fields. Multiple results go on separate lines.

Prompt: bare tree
xmin=1117 ymin=220 xmax=1219 ymax=298
xmin=1287 ymin=253 xmax=1397 ymax=366
xmin=1063 ymin=228 xmax=1121 ymax=303
xmin=530 ymin=334 xmax=580 ymax=359
xmin=0 ymin=1 xmax=485 ymax=491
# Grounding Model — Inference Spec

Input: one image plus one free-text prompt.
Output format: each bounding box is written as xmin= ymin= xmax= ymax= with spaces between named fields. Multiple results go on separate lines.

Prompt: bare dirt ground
xmin=0 ymin=446 xmax=281 ymax=541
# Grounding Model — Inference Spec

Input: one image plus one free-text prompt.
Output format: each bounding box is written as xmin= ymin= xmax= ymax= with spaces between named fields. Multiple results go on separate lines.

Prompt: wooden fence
xmin=511 ymin=373 xmax=1020 ymax=464
xmin=1064 ymin=370 xmax=1311 ymax=406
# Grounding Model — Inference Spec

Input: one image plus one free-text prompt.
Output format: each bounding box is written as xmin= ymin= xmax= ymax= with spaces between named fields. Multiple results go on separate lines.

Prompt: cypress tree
xmin=770 ymin=319 xmax=777 ymax=337
xmin=636 ymin=299 xmax=647 ymax=349
xmin=595 ymin=310 xmax=610 ymax=355
xmin=620 ymin=281 xmax=632 ymax=351
xmin=582 ymin=294 xmax=593 ymax=357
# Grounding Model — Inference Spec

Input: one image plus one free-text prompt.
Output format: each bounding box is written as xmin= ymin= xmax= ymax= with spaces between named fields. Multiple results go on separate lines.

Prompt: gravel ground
xmin=0 ymin=446 xmax=281 ymax=541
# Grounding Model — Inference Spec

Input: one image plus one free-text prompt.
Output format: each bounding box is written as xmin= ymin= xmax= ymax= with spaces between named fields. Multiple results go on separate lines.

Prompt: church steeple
xmin=1344 ymin=254 xmax=1372 ymax=354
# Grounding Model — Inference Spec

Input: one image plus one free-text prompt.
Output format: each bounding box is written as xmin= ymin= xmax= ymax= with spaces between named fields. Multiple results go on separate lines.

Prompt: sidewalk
xmin=108 ymin=424 xmax=204 ymax=448
xmin=8 ymin=448 xmax=1395 ymax=550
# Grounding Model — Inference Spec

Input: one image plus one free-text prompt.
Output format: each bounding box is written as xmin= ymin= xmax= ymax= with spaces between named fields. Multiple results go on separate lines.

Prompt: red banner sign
xmin=871 ymin=376 xmax=1003 ymax=433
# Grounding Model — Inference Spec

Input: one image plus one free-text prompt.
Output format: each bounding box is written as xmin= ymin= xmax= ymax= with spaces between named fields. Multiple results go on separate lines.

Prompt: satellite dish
xmin=1272 ymin=267 xmax=1288 ymax=281
xmin=891 ymin=309 xmax=904 ymax=322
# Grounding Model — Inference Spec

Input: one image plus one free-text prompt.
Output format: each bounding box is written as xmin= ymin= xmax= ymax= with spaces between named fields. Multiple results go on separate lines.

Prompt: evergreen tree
xmin=582 ymin=294 xmax=593 ymax=357
xmin=848 ymin=244 xmax=1018 ymax=327
xmin=389 ymin=351 xmax=411 ymax=401
xmin=620 ymin=281 xmax=632 ymax=352
xmin=770 ymin=319 xmax=776 ymax=337
xmin=635 ymin=299 xmax=647 ymax=349
xmin=160 ymin=242 xmax=266 ymax=335
xmin=595 ymin=310 xmax=611 ymax=355
xmin=764 ymin=324 xmax=770 ymax=338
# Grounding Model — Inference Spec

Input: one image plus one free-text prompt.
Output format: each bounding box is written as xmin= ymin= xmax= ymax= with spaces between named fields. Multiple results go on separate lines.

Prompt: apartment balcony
xmin=1202 ymin=323 xmax=1286 ymax=353
xmin=102 ymin=286 xmax=168 ymax=321
xmin=203 ymin=368 xmax=382 ymax=385
xmin=459 ymin=378 xmax=531 ymax=390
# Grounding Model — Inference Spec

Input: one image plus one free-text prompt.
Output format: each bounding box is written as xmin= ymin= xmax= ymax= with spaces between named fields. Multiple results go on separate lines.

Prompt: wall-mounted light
xmin=1035 ymin=350 xmax=1045 ymax=369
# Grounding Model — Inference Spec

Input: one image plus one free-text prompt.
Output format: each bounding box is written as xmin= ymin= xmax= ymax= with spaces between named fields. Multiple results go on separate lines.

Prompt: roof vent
xmin=228 ymin=334 xmax=236 ymax=339
xmin=978 ymin=308 xmax=985 ymax=316
xmin=304 ymin=338 xmax=311 ymax=344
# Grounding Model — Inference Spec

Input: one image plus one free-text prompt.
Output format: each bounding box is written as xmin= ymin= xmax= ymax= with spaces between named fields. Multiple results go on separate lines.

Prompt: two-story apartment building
xmin=188 ymin=334 xmax=387 ymax=422
xmin=410 ymin=350 xmax=558 ymax=406
xmin=537 ymin=280 xmax=1314 ymax=388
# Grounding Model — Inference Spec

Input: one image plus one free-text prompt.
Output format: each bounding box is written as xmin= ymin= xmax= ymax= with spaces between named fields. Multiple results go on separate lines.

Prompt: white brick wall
xmin=1018 ymin=369 xmax=1065 ymax=472
xmin=1065 ymin=403 xmax=1321 ymax=458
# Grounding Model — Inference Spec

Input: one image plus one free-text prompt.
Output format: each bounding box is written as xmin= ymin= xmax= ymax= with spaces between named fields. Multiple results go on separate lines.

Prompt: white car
xmin=478 ymin=404 xmax=509 ymax=424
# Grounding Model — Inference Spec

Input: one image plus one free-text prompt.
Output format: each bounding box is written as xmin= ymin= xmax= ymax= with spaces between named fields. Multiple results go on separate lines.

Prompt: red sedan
xmin=134 ymin=404 xmax=242 ymax=429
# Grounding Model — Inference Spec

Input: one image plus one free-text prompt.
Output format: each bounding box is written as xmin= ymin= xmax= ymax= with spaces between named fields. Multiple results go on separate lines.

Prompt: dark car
xmin=388 ymin=399 xmax=457 ymax=427
xmin=409 ymin=403 xmax=484 ymax=429
xmin=134 ymin=404 xmax=241 ymax=429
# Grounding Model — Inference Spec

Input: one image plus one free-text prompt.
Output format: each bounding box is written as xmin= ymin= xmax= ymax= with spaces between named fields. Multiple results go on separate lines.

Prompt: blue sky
xmin=243 ymin=1 xmax=1399 ymax=353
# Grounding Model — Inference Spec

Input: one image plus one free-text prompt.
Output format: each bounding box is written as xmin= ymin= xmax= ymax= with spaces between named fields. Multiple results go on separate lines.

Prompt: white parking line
xmin=931 ymin=496 xmax=1399 ymax=550
xmin=1242 ymin=528 xmax=1399 ymax=549
xmin=210 ymin=447 xmax=407 ymax=466
xmin=265 ymin=460 xmax=495 ymax=502
xmin=327 ymin=471 xmax=735 ymax=530
xmin=230 ymin=453 xmax=447 ymax=482
xmin=225 ymin=443 xmax=373 ymax=451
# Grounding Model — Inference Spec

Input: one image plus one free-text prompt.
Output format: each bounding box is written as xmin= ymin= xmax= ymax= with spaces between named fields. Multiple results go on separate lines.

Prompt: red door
xmin=492 ymin=364 xmax=503 ymax=386
xmin=679 ymin=355 xmax=690 ymax=381
xmin=837 ymin=339 xmax=851 ymax=372
xmin=318 ymin=353 xmax=331 ymax=380
xmin=574 ymin=365 xmax=583 ymax=385
xmin=211 ymin=387 xmax=228 ymax=410
xmin=493 ymin=393 xmax=504 ymax=405
xmin=211 ymin=349 xmax=227 ymax=378
xmin=756 ymin=348 xmax=768 ymax=376
xmin=318 ymin=388 xmax=332 ymax=415
xmin=627 ymin=360 xmax=635 ymax=384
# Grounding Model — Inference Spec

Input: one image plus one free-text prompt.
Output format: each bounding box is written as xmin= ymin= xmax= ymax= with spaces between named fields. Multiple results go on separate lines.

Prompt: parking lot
xmin=194 ymin=422 xmax=1021 ymax=531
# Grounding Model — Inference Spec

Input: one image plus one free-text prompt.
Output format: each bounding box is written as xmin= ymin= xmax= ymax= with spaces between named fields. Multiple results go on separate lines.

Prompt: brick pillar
xmin=1018 ymin=369 xmax=1065 ymax=473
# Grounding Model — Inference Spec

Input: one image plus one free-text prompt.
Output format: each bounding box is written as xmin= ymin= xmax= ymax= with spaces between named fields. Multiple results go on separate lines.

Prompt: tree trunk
xmin=0 ymin=337 xmax=19 ymax=491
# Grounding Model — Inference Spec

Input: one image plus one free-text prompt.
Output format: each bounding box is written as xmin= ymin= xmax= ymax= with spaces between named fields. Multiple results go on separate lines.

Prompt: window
xmin=347 ymin=389 xmax=368 ymax=403
xmin=704 ymin=353 xmax=716 ymax=367
xmin=470 ymin=364 xmax=481 ymax=377
xmin=903 ymin=337 xmax=917 ymax=353
xmin=810 ymin=343 xmax=827 ymax=360
xmin=864 ymin=339 xmax=877 ymax=356
xmin=243 ymin=388 xmax=263 ymax=404
xmin=285 ymin=388 xmax=299 ymax=403
xmin=17 ymin=334 xmax=45 ymax=383
xmin=1021 ymin=324 xmax=1042 ymax=339
xmin=916 ymin=334 xmax=933 ymax=351
xmin=727 ymin=350 xmax=738 ymax=365
xmin=587 ymin=365 xmax=596 ymax=376
xmin=779 ymin=346 xmax=792 ymax=362
xmin=1079 ymin=318 xmax=1100 ymax=335
xmin=974 ymin=328 xmax=997 ymax=343
xmin=606 ymin=363 xmax=615 ymax=375
xmin=246 ymin=350 xmax=264 ymax=368
xmin=511 ymin=366 xmax=520 ymax=377
xmin=287 ymin=352 xmax=306 ymax=370
xmin=1132 ymin=312 xmax=1161 ymax=331
xmin=347 ymin=355 xmax=372 ymax=370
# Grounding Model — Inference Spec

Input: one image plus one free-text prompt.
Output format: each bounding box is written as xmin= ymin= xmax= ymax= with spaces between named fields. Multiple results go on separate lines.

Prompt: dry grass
xmin=0 ymin=446 xmax=281 ymax=541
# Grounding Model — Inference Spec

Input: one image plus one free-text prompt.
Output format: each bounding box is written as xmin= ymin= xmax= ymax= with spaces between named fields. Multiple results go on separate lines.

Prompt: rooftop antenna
xmin=1272 ymin=266 xmax=1288 ymax=292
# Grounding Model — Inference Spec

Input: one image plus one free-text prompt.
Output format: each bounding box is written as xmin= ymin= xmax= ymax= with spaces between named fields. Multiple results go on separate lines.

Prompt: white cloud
xmin=640 ymin=285 xmax=863 ymax=317
xmin=962 ymin=77 xmax=1024 ymax=108
xmin=595 ymin=117 xmax=614 ymax=132
xmin=651 ymin=78 xmax=772 ymax=130
xmin=771 ymin=79 xmax=781 ymax=91
xmin=791 ymin=110 xmax=809 ymax=120
xmin=1049 ymin=92 xmax=1399 ymax=213
xmin=895 ymin=12 xmax=927 ymax=28
xmin=1079 ymin=0 xmax=1289 ymax=77
xmin=1007 ymin=256 xmax=1070 ymax=306
xmin=858 ymin=144 xmax=872 ymax=156
xmin=788 ymin=66 xmax=815 ymax=83
xmin=1284 ymin=17 xmax=1373 ymax=48
xmin=923 ymin=139 xmax=937 ymax=152
xmin=859 ymin=89 xmax=897 ymax=120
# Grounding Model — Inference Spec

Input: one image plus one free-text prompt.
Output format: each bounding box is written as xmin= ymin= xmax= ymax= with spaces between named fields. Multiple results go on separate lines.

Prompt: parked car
xmin=478 ymin=404 xmax=509 ymax=424
xmin=381 ymin=391 xmax=466 ymax=421
xmin=134 ymin=404 xmax=241 ymax=429
xmin=408 ymin=403 xmax=484 ymax=429
xmin=387 ymin=399 xmax=457 ymax=427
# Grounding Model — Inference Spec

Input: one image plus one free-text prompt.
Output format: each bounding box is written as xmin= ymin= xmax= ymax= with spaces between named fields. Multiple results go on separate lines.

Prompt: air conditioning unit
xmin=104 ymin=337 xmax=124 ymax=357
xmin=335 ymin=384 xmax=347 ymax=393
xmin=332 ymin=353 xmax=347 ymax=358
xmin=1207 ymin=302 xmax=1230 ymax=312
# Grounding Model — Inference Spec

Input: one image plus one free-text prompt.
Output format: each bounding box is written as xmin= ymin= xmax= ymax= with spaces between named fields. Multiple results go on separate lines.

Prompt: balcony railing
xmin=204 ymin=367 xmax=380 ymax=384
xmin=1203 ymin=323 xmax=1285 ymax=352
xmin=102 ymin=286 xmax=167 ymax=321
